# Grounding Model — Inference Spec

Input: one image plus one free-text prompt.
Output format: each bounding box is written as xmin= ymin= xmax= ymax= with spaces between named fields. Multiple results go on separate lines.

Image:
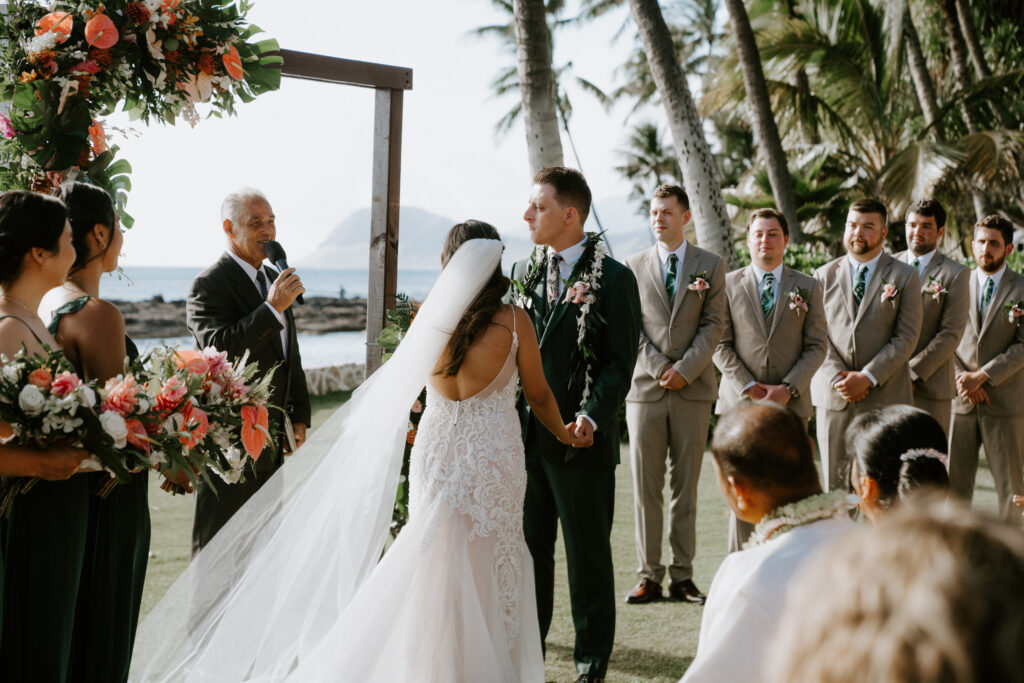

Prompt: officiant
xmin=186 ymin=188 xmax=311 ymax=553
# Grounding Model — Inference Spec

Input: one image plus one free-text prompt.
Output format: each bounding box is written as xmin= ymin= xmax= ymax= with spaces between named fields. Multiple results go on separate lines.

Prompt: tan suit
xmin=811 ymin=253 xmax=922 ymax=490
xmin=895 ymin=250 xmax=970 ymax=436
xmin=714 ymin=265 xmax=827 ymax=548
xmin=624 ymin=243 xmax=725 ymax=584
xmin=949 ymin=267 xmax=1024 ymax=519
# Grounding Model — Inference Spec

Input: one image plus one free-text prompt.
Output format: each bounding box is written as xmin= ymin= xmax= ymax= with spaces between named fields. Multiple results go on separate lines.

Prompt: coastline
xmin=115 ymin=296 xmax=368 ymax=338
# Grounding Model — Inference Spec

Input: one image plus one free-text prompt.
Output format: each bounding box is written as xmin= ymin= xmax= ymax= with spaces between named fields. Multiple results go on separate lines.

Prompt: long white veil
xmin=129 ymin=238 xmax=505 ymax=682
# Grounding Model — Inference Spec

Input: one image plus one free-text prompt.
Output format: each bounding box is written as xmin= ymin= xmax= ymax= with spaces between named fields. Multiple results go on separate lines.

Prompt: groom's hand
xmin=572 ymin=418 xmax=594 ymax=448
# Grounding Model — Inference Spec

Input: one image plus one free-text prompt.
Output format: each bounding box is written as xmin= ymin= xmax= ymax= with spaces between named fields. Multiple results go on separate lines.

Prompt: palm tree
xmin=615 ymin=121 xmax=681 ymax=215
xmin=512 ymin=0 xmax=564 ymax=171
xmin=624 ymin=0 xmax=738 ymax=267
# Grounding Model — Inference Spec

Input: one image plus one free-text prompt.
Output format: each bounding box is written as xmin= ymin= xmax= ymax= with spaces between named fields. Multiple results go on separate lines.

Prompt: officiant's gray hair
xmin=221 ymin=188 xmax=269 ymax=226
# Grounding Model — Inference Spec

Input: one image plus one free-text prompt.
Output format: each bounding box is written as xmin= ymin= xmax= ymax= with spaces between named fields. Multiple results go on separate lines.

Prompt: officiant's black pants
xmin=524 ymin=456 xmax=616 ymax=678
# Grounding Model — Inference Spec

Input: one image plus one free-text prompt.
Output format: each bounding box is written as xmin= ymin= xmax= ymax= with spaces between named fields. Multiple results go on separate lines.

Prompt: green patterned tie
xmin=853 ymin=264 xmax=868 ymax=308
xmin=666 ymin=253 xmax=679 ymax=299
xmin=980 ymin=276 xmax=995 ymax=315
xmin=761 ymin=272 xmax=775 ymax=317
xmin=912 ymin=257 xmax=920 ymax=271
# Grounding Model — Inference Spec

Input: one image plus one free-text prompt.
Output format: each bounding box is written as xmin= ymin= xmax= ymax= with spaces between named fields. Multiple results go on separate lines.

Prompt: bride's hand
xmin=559 ymin=423 xmax=577 ymax=446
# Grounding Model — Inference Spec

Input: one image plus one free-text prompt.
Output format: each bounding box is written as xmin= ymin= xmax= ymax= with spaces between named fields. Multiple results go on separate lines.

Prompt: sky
xmin=106 ymin=0 xmax=648 ymax=266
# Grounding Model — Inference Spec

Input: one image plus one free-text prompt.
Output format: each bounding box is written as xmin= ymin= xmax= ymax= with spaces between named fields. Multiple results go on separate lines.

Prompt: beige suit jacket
xmin=713 ymin=265 xmax=827 ymax=418
xmin=811 ymin=252 xmax=922 ymax=411
xmin=952 ymin=267 xmax=1024 ymax=416
xmin=894 ymin=251 xmax=970 ymax=401
xmin=625 ymin=243 xmax=726 ymax=403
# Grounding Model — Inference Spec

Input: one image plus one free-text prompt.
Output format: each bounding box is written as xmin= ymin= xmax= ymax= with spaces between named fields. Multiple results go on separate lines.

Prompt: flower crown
xmin=899 ymin=448 xmax=948 ymax=467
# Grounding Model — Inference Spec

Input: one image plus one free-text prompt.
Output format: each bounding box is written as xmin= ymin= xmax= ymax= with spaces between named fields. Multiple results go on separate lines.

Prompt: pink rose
xmin=155 ymin=376 xmax=188 ymax=411
xmin=100 ymin=374 xmax=139 ymax=416
xmin=50 ymin=371 xmax=83 ymax=396
xmin=880 ymin=283 xmax=899 ymax=304
xmin=27 ymin=367 xmax=52 ymax=389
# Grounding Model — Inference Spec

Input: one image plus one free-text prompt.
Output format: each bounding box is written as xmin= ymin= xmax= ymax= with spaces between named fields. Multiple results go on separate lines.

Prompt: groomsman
xmin=949 ymin=215 xmax=1024 ymax=520
xmin=895 ymin=199 xmax=970 ymax=436
xmin=810 ymin=199 xmax=921 ymax=490
xmin=623 ymin=184 xmax=725 ymax=605
xmin=713 ymin=208 xmax=826 ymax=550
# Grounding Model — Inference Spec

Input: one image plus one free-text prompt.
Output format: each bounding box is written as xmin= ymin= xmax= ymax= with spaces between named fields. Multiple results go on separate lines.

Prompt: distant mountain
xmin=297 ymin=198 xmax=653 ymax=271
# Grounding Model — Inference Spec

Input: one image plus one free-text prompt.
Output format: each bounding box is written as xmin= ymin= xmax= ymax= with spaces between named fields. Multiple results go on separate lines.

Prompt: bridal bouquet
xmin=0 ymin=344 xmax=139 ymax=514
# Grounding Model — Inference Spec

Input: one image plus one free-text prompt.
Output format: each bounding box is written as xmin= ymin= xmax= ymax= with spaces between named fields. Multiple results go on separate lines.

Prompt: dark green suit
xmin=511 ymin=252 xmax=641 ymax=678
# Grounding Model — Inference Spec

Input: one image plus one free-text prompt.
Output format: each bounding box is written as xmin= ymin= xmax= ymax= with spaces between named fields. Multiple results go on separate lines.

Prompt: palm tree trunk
xmin=512 ymin=0 xmax=564 ymax=172
xmin=903 ymin=9 xmax=943 ymax=140
xmin=626 ymin=0 xmax=738 ymax=268
xmin=723 ymin=0 xmax=802 ymax=243
xmin=955 ymin=0 xmax=990 ymax=79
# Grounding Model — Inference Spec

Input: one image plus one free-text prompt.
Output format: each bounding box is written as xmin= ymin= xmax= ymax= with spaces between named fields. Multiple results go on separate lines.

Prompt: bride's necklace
xmin=745 ymin=490 xmax=855 ymax=548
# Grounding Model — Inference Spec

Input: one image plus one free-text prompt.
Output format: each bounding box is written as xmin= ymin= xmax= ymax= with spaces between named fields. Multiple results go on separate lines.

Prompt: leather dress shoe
xmin=669 ymin=578 xmax=706 ymax=604
xmin=624 ymin=577 xmax=662 ymax=604
xmin=576 ymin=675 xmax=603 ymax=683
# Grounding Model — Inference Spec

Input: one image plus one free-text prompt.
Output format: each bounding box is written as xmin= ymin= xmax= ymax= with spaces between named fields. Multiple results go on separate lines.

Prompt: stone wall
xmin=303 ymin=363 xmax=365 ymax=395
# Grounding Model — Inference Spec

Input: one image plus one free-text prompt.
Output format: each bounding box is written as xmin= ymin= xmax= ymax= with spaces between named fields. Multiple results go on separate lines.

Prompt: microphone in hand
xmin=264 ymin=240 xmax=304 ymax=305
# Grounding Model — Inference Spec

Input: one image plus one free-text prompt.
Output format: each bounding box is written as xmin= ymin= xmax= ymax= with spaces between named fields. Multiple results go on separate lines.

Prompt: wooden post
xmin=365 ymin=88 xmax=403 ymax=376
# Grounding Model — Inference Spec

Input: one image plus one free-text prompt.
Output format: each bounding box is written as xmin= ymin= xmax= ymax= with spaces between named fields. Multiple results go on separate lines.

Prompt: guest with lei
xmin=0 ymin=190 xmax=92 ymax=680
xmin=845 ymin=404 xmax=950 ymax=523
xmin=681 ymin=402 xmax=854 ymax=683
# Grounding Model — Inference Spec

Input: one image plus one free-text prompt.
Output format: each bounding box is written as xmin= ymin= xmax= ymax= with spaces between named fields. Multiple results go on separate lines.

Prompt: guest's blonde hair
xmin=765 ymin=500 xmax=1024 ymax=683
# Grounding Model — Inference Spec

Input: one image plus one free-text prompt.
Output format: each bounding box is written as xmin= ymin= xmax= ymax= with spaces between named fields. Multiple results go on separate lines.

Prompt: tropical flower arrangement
xmin=0 ymin=0 xmax=281 ymax=222
xmin=1004 ymin=299 xmax=1024 ymax=327
xmin=787 ymin=287 xmax=810 ymax=315
xmin=376 ymin=292 xmax=422 ymax=536
xmin=922 ymin=276 xmax=948 ymax=301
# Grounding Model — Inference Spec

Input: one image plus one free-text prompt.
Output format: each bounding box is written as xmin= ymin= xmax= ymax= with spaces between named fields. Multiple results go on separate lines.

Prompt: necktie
xmin=546 ymin=252 xmax=563 ymax=304
xmin=761 ymin=272 xmax=775 ymax=317
xmin=853 ymin=265 xmax=867 ymax=308
xmin=980 ymin=276 xmax=994 ymax=315
xmin=255 ymin=269 xmax=268 ymax=300
xmin=912 ymin=257 xmax=920 ymax=271
xmin=665 ymin=253 xmax=679 ymax=299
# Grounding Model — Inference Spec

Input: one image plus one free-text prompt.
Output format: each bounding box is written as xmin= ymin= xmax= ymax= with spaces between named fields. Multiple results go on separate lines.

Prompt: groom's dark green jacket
xmin=510 ymin=254 xmax=642 ymax=465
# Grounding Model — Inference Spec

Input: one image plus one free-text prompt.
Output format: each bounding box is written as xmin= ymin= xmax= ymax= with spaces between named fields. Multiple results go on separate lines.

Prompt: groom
xmin=511 ymin=167 xmax=641 ymax=683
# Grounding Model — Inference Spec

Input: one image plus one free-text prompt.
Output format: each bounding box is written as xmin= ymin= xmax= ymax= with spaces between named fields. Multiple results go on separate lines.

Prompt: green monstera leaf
xmin=9 ymin=81 xmax=91 ymax=170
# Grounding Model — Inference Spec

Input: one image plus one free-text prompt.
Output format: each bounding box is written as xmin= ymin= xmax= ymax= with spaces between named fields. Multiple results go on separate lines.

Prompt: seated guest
xmin=766 ymin=501 xmax=1024 ymax=683
xmin=680 ymin=402 xmax=854 ymax=682
xmin=846 ymin=405 xmax=950 ymax=522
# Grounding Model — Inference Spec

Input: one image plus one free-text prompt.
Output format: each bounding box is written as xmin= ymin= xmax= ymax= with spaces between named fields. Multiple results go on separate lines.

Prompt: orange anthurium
xmin=241 ymin=405 xmax=269 ymax=460
xmin=85 ymin=14 xmax=119 ymax=49
xmin=223 ymin=45 xmax=244 ymax=80
xmin=35 ymin=12 xmax=73 ymax=44
xmin=125 ymin=418 xmax=150 ymax=454
xmin=180 ymin=403 xmax=209 ymax=450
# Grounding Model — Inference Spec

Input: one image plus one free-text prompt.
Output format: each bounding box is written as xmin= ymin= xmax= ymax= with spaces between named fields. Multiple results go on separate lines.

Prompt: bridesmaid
xmin=0 ymin=190 xmax=91 ymax=681
xmin=46 ymin=181 xmax=189 ymax=682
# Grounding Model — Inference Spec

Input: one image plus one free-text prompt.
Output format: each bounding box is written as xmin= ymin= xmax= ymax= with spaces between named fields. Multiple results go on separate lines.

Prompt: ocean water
xmin=112 ymin=266 xmax=440 ymax=369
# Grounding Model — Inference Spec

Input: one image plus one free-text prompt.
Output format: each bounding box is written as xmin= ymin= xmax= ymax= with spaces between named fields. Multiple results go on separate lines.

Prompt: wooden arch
xmin=279 ymin=50 xmax=413 ymax=376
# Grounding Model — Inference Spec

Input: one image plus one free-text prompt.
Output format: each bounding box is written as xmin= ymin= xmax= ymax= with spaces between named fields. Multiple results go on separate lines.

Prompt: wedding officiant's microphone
xmin=264 ymin=240 xmax=304 ymax=305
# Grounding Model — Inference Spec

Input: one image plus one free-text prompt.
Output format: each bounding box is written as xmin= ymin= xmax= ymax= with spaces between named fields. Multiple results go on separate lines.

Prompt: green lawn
xmin=140 ymin=392 xmax=999 ymax=682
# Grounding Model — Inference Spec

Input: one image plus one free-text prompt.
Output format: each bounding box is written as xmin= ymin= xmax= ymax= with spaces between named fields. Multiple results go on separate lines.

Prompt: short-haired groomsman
xmin=810 ymin=199 xmax=921 ymax=490
xmin=949 ymin=215 xmax=1024 ymax=520
xmin=713 ymin=208 xmax=827 ymax=550
xmin=895 ymin=199 xmax=970 ymax=436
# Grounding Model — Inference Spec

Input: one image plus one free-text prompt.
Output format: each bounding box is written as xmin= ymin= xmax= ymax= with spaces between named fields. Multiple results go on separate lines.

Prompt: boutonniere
xmin=787 ymin=287 xmax=810 ymax=315
xmin=1004 ymin=300 xmax=1024 ymax=326
xmin=687 ymin=270 xmax=709 ymax=297
xmin=563 ymin=281 xmax=595 ymax=306
xmin=880 ymin=281 xmax=899 ymax=304
xmin=511 ymin=247 xmax=545 ymax=310
xmin=922 ymin=276 xmax=948 ymax=301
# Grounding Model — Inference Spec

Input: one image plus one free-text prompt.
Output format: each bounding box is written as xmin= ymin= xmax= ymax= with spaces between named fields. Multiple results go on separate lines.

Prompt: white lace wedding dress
xmin=129 ymin=239 xmax=543 ymax=682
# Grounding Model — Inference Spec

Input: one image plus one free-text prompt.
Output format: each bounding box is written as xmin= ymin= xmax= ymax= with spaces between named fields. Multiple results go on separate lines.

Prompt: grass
xmin=140 ymin=392 xmax=1000 ymax=682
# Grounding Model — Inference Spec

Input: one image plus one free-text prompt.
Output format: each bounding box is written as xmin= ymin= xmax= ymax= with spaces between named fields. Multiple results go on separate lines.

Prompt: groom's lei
xmin=512 ymin=232 xmax=609 ymax=414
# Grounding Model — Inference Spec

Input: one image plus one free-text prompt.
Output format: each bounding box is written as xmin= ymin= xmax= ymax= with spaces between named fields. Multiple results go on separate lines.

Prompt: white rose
xmin=18 ymin=384 xmax=45 ymax=415
xmin=78 ymin=385 xmax=97 ymax=408
xmin=3 ymin=364 xmax=20 ymax=382
xmin=99 ymin=410 xmax=129 ymax=449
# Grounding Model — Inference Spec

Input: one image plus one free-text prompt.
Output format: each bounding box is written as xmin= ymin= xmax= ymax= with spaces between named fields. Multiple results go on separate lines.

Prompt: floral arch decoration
xmin=0 ymin=0 xmax=281 ymax=226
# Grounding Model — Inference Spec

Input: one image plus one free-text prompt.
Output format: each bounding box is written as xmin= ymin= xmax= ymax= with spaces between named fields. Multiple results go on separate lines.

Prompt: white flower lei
xmin=572 ymin=237 xmax=608 ymax=409
xmin=744 ymin=490 xmax=855 ymax=549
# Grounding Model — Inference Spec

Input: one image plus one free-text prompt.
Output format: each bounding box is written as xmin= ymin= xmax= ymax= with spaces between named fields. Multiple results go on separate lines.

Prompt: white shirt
xmin=680 ymin=516 xmax=853 ymax=683
xmin=228 ymin=251 xmax=289 ymax=357
xmin=905 ymin=249 xmax=935 ymax=277
xmin=547 ymin=238 xmax=596 ymax=432
xmin=976 ymin=265 xmax=1005 ymax=313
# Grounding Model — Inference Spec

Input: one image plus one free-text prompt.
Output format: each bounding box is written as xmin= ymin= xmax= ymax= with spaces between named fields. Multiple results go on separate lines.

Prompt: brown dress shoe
xmin=625 ymin=577 xmax=663 ymax=604
xmin=669 ymin=578 xmax=706 ymax=604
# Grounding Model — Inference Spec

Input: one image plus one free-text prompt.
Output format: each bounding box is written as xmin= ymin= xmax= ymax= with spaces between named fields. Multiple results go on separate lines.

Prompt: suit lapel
xmin=968 ymin=269 xmax=981 ymax=334
xmin=263 ymin=264 xmax=287 ymax=361
xmin=836 ymin=259 xmax=856 ymax=323
xmin=646 ymin=246 xmax=671 ymax=316
xmin=855 ymin=254 xmax=890 ymax=326
xmin=539 ymin=253 xmax=584 ymax=347
xmin=767 ymin=267 xmax=791 ymax=338
xmin=743 ymin=267 xmax=770 ymax=337
xmin=671 ymin=245 xmax=700 ymax=320
xmin=221 ymin=253 xmax=266 ymax=313
xmin=981 ymin=269 xmax=1013 ymax=337
xmin=922 ymin=252 xmax=942 ymax=284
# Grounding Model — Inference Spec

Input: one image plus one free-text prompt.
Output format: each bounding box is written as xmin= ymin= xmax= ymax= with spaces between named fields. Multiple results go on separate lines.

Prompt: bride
xmin=130 ymin=222 xmax=580 ymax=682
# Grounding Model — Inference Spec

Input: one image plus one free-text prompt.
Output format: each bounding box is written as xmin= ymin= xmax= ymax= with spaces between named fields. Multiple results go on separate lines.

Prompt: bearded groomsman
xmin=623 ymin=184 xmax=726 ymax=605
xmin=895 ymin=199 xmax=970 ymax=436
xmin=949 ymin=215 xmax=1024 ymax=520
xmin=713 ymin=208 xmax=826 ymax=550
xmin=810 ymin=199 xmax=921 ymax=490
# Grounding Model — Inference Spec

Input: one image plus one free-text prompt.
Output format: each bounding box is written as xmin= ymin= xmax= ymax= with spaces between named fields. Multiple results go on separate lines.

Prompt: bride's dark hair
xmin=437 ymin=220 xmax=509 ymax=377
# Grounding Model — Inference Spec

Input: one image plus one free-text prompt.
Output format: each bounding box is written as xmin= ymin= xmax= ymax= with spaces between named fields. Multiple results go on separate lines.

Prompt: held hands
xmin=957 ymin=371 xmax=991 ymax=404
xmin=558 ymin=418 xmax=595 ymax=449
xmin=659 ymin=363 xmax=687 ymax=391
xmin=833 ymin=371 xmax=871 ymax=403
xmin=760 ymin=383 xmax=792 ymax=405
xmin=267 ymin=267 xmax=306 ymax=313
xmin=37 ymin=444 xmax=90 ymax=481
